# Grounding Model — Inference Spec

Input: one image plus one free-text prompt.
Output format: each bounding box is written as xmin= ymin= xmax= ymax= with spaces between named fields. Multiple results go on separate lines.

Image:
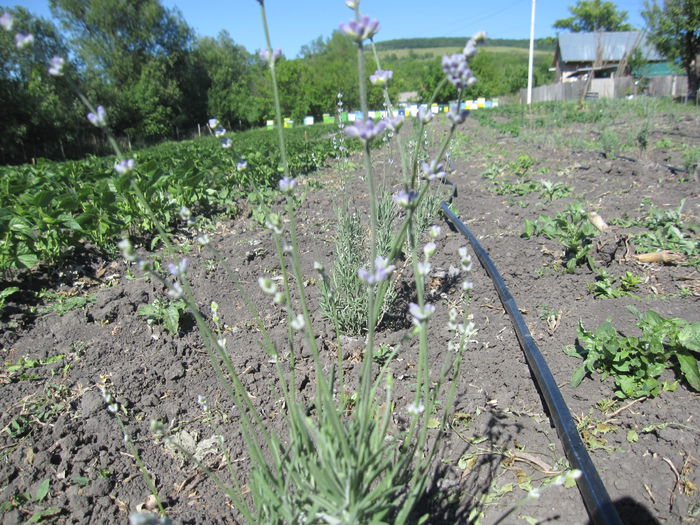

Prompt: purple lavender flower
xmin=409 ymin=302 xmax=435 ymax=325
xmin=15 ymin=32 xmax=33 ymax=49
xmin=87 ymin=106 xmax=107 ymax=127
xmin=339 ymin=14 xmax=379 ymax=43
xmin=0 ymin=11 xmax=14 ymax=31
xmin=114 ymin=159 xmax=135 ymax=175
xmin=358 ymin=256 xmax=396 ymax=285
xmin=344 ymin=119 xmax=387 ymax=142
xmin=259 ymin=48 xmax=282 ymax=63
xmin=168 ymin=258 xmax=188 ymax=277
xmin=48 ymin=56 xmax=65 ymax=76
xmin=463 ymin=39 xmax=478 ymax=59
xmin=418 ymin=107 xmax=433 ymax=124
xmin=416 ymin=262 xmax=431 ymax=276
xmin=279 ymin=176 xmax=297 ymax=193
xmin=441 ymin=53 xmax=477 ymax=90
xmin=386 ymin=115 xmax=404 ymax=131
xmin=392 ymin=189 xmax=418 ymax=208
xmin=447 ymin=104 xmax=469 ymax=125
xmin=369 ymin=69 xmax=393 ymax=86
xmin=421 ymin=160 xmax=446 ymax=180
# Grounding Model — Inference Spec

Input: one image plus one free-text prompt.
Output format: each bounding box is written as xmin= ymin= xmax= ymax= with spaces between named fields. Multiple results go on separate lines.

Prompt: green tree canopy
xmin=554 ymin=0 xmax=634 ymax=32
xmin=0 ymin=6 xmax=82 ymax=163
xmin=49 ymin=0 xmax=194 ymax=139
xmin=643 ymin=0 xmax=700 ymax=102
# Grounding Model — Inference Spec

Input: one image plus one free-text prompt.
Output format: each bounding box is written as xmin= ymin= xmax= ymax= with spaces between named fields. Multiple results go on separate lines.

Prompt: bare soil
xmin=1 ymin=106 xmax=699 ymax=524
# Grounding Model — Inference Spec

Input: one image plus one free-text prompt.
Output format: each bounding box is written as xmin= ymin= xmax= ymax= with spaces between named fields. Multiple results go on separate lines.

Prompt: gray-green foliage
xmin=321 ymin=208 xmax=367 ymax=335
xmin=321 ymin=190 xmax=399 ymax=335
xmin=413 ymin=183 xmax=445 ymax=235
xmin=682 ymin=145 xmax=700 ymax=177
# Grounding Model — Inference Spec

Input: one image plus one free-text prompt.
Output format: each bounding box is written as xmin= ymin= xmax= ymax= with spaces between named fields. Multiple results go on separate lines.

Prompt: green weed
xmin=588 ymin=270 xmax=643 ymax=298
xmin=565 ymin=307 xmax=700 ymax=399
xmin=36 ymin=290 xmax=96 ymax=316
xmin=137 ymin=297 xmax=187 ymax=335
xmin=522 ymin=202 xmax=599 ymax=272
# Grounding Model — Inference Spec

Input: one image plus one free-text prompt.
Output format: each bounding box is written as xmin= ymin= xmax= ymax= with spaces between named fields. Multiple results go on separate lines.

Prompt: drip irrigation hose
xmin=439 ymin=199 xmax=623 ymax=525
xmin=576 ymin=149 xmax=692 ymax=175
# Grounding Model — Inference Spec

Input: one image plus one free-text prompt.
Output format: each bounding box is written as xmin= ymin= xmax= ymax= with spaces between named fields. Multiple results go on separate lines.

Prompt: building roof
xmin=557 ymin=31 xmax=664 ymax=63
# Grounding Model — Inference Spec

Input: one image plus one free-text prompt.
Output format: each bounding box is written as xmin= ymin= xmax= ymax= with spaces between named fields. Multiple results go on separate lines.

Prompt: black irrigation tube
xmin=439 ymin=196 xmax=623 ymax=525
xmin=578 ymin=149 xmax=692 ymax=175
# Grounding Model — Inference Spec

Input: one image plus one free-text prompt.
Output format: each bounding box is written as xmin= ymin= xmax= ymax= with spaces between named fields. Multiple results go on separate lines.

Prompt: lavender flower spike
xmin=279 ymin=176 xmax=297 ymax=193
xmin=409 ymin=302 xmax=436 ymax=325
xmin=168 ymin=258 xmax=188 ymax=277
xmin=358 ymin=256 xmax=396 ymax=285
xmin=259 ymin=48 xmax=282 ymax=63
xmin=15 ymin=32 xmax=34 ymax=49
xmin=421 ymin=160 xmax=446 ymax=180
xmin=344 ymin=119 xmax=387 ymax=142
xmin=369 ymin=69 xmax=393 ymax=86
xmin=392 ymin=189 xmax=418 ymax=208
xmin=386 ymin=114 xmax=404 ymax=131
xmin=0 ymin=12 xmax=14 ymax=31
xmin=87 ymin=106 xmax=107 ymax=127
xmin=114 ymin=159 xmax=135 ymax=175
xmin=339 ymin=14 xmax=379 ymax=43
xmin=48 ymin=56 xmax=65 ymax=76
xmin=447 ymin=104 xmax=470 ymax=125
xmin=418 ymin=107 xmax=433 ymax=124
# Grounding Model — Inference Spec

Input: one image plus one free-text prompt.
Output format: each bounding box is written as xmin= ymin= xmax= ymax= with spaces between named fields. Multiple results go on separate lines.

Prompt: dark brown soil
xmin=1 ymin=105 xmax=699 ymax=524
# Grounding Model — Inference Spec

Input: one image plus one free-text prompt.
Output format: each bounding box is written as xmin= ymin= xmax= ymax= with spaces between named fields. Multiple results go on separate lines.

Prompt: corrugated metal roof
xmin=558 ymin=31 xmax=664 ymax=62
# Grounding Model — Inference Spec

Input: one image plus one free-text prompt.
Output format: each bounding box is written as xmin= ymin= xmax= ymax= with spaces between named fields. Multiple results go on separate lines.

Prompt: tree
xmin=554 ymin=0 xmax=634 ymax=32
xmin=0 ymin=7 xmax=83 ymax=163
xmin=643 ymin=0 xmax=700 ymax=102
xmin=189 ymin=31 xmax=254 ymax=128
xmin=49 ymin=0 xmax=194 ymax=139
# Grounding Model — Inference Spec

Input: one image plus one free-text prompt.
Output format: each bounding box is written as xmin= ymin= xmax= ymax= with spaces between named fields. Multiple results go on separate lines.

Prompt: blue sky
xmin=7 ymin=0 xmax=647 ymax=57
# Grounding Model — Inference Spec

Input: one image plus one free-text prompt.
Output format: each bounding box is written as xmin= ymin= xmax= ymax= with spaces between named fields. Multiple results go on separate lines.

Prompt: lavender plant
xmin=12 ymin=1 xmax=497 ymax=522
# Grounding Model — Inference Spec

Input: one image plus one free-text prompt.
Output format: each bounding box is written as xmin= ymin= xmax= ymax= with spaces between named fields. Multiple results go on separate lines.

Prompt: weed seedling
xmin=565 ymin=306 xmax=700 ymax=398
xmin=523 ymin=202 xmax=599 ymax=272
xmin=137 ymin=297 xmax=187 ymax=335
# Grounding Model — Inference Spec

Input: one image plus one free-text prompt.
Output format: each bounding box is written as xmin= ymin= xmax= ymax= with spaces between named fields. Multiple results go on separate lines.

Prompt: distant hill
xmin=374 ymin=37 xmax=557 ymax=52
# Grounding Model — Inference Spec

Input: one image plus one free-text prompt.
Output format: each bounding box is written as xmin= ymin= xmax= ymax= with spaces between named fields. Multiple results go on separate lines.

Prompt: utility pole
xmin=526 ymin=0 xmax=536 ymax=105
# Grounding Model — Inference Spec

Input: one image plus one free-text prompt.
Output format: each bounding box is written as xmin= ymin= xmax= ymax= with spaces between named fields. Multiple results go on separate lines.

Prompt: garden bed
xmin=1 ymin=100 xmax=699 ymax=524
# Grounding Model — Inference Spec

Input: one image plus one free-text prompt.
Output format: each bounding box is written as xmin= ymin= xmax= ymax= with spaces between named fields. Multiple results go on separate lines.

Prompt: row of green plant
xmin=0 ymin=124 xmax=356 ymax=276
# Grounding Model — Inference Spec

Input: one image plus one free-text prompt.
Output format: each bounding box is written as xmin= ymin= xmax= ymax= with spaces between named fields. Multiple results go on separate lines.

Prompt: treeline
xmin=375 ymin=37 xmax=557 ymax=52
xmin=1 ymin=1 xmax=553 ymax=165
